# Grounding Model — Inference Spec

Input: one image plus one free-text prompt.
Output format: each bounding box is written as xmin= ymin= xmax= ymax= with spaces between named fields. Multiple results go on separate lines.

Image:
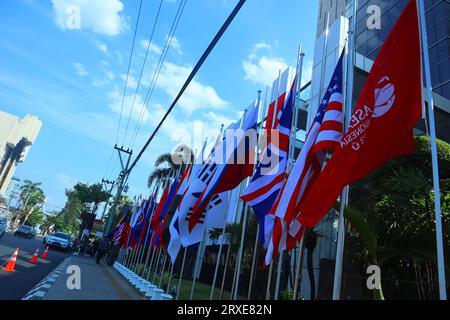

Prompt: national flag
xmin=240 ymin=71 xmax=297 ymax=245
xmin=265 ymin=67 xmax=296 ymax=144
xmin=150 ymin=184 xmax=170 ymax=234
xmin=151 ymin=176 xmax=180 ymax=248
xmin=299 ymin=0 xmax=422 ymax=228
xmin=128 ymin=200 xmax=148 ymax=249
xmin=263 ymin=49 xmax=345 ymax=265
xmin=168 ymin=142 xmax=208 ymax=260
xmin=188 ymin=99 xmax=260 ymax=231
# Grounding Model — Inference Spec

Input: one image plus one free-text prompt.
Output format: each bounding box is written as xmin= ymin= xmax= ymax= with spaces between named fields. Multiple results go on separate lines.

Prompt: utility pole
xmin=104 ymin=145 xmax=133 ymax=235
xmin=101 ymin=179 xmax=116 ymax=221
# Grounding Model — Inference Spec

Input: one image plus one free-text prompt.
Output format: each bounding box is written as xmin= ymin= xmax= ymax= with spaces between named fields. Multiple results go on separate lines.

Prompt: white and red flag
xmin=299 ymin=0 xmax=422 ymax=228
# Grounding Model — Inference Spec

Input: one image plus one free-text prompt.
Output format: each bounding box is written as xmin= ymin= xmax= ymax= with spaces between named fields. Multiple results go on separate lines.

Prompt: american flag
xmin=265 ymin=50 xmax=345 ymax=265
xmin=113 ymin=221 xmax=126 ymax=246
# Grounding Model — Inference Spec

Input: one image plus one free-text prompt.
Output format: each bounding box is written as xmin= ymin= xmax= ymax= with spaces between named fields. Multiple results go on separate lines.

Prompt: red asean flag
xmin=299 ymin=0 xmax=422 ymax=228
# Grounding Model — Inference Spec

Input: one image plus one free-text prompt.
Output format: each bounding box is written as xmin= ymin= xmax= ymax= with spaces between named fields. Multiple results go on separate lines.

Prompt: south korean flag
xmin=178 ymin=190 xmax=228 ymax=246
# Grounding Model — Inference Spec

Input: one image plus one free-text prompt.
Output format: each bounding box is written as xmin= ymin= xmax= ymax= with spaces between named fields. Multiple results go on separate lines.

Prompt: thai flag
xmin=127 ymin=201 xmax=147 ymax=249
xmin=240 ymin=71 xmax=297 ymax=246
xmin=265 ymin=50 xmax=345 ymax=265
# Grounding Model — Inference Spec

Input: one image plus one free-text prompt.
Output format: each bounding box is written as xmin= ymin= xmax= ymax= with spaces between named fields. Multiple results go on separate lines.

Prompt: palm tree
xmin=11 ymin=180 xmax=45 ymax=228
xmin=148 ymin=145 xmax=193 ymax=187
xmin=21 ymin=189 xmax=46 ymax=225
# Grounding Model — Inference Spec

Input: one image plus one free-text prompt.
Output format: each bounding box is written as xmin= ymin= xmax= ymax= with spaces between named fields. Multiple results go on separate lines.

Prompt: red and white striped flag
xmin=264 ymin=50 xmax=345 ymax=265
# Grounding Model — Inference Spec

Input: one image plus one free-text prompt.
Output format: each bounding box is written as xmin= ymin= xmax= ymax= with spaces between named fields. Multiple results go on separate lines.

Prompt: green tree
xmin=73 ymin=183 xmax=111 ymax=215
xmin=345 ymin=136 xmax=450 ymax=300
xmin=26 ymin=206 xmax=45 ymax=227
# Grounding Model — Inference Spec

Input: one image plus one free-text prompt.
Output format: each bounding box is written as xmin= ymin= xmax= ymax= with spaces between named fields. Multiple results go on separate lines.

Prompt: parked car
xmin=44 ymin=232 xmax=71 ymax=251
xmin=14 ymin=225 xmax=36 ymax=239
xmin=0 ymin=216 xmax=6 ymax=238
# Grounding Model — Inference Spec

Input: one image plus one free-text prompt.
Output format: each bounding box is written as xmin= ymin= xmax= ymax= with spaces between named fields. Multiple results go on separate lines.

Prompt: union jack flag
xmin=265 ymin=50 xmax=345 ymax=265
xmin=240 ymin=69 xmax=296 ymax=246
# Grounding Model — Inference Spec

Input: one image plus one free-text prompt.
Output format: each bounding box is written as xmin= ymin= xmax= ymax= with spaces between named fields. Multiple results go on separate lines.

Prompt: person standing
xmin=96 ymin=237 xmax=109 ymax=264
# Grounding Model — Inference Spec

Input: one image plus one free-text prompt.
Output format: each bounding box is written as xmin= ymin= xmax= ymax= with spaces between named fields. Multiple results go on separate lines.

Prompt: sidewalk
xmin=43 ymin=255 xmax=143 ymax=300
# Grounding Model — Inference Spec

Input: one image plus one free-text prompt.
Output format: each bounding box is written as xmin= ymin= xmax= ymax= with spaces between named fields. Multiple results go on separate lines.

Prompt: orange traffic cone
xmin=42 ymin=246 xmax=49 ymax=259
xmin=29 ymin=248 xmax=39 ymax=264
xmin=2 ymin=248 xmax=19 ymax=272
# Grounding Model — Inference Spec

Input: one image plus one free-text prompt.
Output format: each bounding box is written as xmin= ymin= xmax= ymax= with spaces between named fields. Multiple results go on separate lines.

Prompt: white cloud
xmin=51 ymin=0 xmax=126 ymax=36
xmin=243 ymin=56 xmax=288 ymax=86
xmin=120 ymin=74 xmax=138 ymax=89
xmin=140 ymin=39 xmax=163 ymax=55
xmin=95 ymin=41 xmax=108 ymax=53
xmin=108 ymin=89 xmax=150 ymax=124
xmin=166 ymin=35 xmax=183 ymax=55
xmin=155 ymin=62 xmax=228 ymax=114
xmin=243 ymin=43 xmax=288 ymax=86
xmin=73 ymin=62 xmax=88 ymax=76
xmin=92 ymin=60 xmax=115 ymax=86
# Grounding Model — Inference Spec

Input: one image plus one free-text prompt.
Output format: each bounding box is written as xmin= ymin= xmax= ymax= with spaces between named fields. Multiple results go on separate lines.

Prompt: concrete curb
xmin=22 ymin=256 xmax=72 ymax=300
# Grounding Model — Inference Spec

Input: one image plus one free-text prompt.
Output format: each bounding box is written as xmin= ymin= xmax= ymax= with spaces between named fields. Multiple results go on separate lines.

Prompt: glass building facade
xmin=304 ymin=0 xmax=450 ymax=299
xmin=316 ymin=0 xmax=450 ymax=143
xmin=355 ymin=0 xmax=450 ymax=100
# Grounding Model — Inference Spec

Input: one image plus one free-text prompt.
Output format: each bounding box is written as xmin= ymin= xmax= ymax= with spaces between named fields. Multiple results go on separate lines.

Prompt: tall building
xmin=297 ymin=0 xmax=450 ymax=300
xmin=0 ymin=111 xmax=42 ymax=196
xmin=315 ymin=0 xmax=450 ymax=141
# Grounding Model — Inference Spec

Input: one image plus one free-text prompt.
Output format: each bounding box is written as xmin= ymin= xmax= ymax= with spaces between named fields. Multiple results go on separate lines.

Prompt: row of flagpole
xmin=112 ymin=0 xmax=446 ymax=301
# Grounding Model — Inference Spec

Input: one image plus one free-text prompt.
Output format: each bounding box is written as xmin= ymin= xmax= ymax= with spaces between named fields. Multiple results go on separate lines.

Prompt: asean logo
xmin=373 ymin=76 xmax=396 ymax=118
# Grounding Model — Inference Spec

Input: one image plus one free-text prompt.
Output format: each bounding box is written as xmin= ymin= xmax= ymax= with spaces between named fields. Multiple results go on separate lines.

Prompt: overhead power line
xmin=126 ymin=0 xmax=247 ymax=175
xmin=115 ymin=0 xmax=144 ymax=145
xmin=121 ymin=0 xmax=165 ymax=147
xmin=129 ymin=0 xmax=187 ymax=150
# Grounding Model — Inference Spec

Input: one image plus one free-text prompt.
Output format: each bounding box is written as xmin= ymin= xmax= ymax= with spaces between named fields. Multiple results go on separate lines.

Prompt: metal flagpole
xmin=417 ymin=0 xmax=447 ymax=300
xmin=176 ymin=247 xmax=188 ymax=300
xmin=274 ymin=252 xmax=284 ymax=300
xmin=167 ymin=261 xmax=175 ymax=293
xmin=289 ymin=48 xmax=306 ymax=298
xmin=274 ymin=45 xmax=305 ymax=301
xmin=247 ymin=227 xmax=259 ymax=300
xmin=209 ymin=192 xmax=232 ymax=300
xmin=292 ymin=230 xmax=307 ymax=300
xmin=265 ymin=263 xmax=274 ymax=299
xmin=189 ymin=229 xmax=207 ymax=300
xmin=134 ymin=185 xmax=157 ymax=275
xmin=232 ymin=199 xmax=249 ymax=300
xmin=229 ymin=180 xmax=247 ymax=299
xmin=246 ymin=86 xmax=270 ymax=300
xmin=145 ymin=245 xmax=157 ymax=281
xmin=219 ymin=237 xmax=232 ymax=299
xmin=333 ymin=0 xmax=356 ymax=300
xmin=158 ymin=253 xmax=168 ymax=288
xmin=232 ymin=92 xmax=263 ymax=301
xmin=139 ymin=190 xmax=159 ymax=277
xmin=152 ymin=247 xmax=163 ymax=283
xmin=262 ymin=68 xmax=284 ymax=300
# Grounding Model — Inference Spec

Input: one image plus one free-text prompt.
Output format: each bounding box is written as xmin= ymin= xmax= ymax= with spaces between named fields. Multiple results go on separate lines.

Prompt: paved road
xmin=0 ymin=232 xmax=70 ymax=300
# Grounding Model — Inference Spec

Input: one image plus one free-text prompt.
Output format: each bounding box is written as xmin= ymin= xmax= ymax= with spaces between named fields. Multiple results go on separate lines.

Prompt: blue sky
xmin=0 ymin=0 xmax=319 ymax=212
